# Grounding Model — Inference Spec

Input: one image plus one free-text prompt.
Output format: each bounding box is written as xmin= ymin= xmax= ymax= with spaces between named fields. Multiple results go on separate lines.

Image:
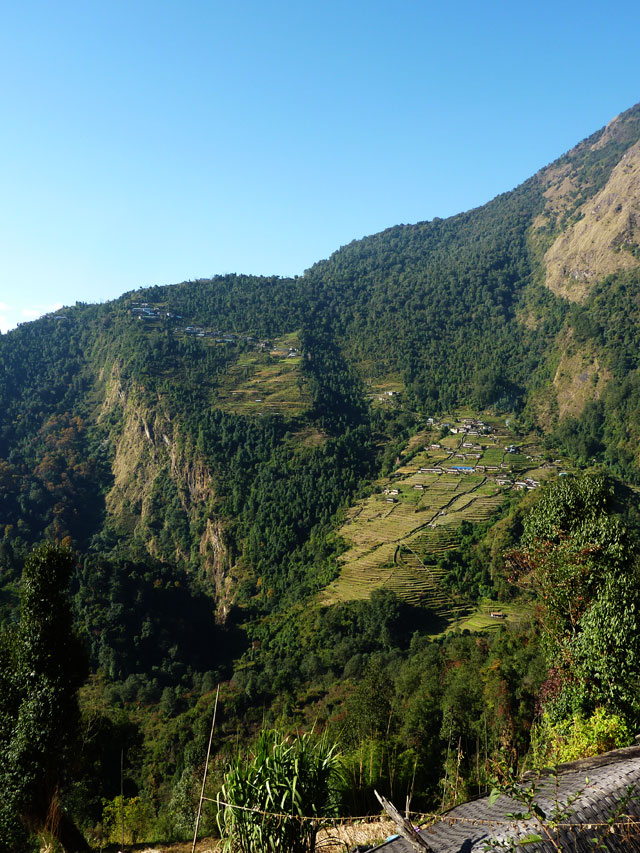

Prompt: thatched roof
xmin=372 ymin=745 xmax=640 ymax=851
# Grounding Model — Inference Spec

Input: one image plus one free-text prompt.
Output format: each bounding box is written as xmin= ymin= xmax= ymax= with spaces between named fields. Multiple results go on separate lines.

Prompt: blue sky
xmin=1 ymin=0 xmax=639 ymax=332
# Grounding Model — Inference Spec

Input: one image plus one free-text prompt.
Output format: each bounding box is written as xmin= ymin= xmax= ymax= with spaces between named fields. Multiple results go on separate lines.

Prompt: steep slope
xmin=303 ymin=103 xmax=640 ymax=415
xmin=1 ymin=101 xmax=640 ymax=636
xmin=543 ymin=139 xmax=640 ymax=301
xmin=4 ymin=104 xmax=640 ymax=840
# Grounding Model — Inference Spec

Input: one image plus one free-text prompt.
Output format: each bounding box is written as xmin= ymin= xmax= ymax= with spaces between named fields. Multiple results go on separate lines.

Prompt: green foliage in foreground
xmin=508 ymin=472 xmax=640 ymax=719
xmin=101 ymin=795 xmax=154 ymax=845
xmin=0 ymin=544 xmax=88 ymax=852
xmin=530 ymin=707 xmax=632 ymax=767
xmin=217 ymin=729 xmax=342 ymax=853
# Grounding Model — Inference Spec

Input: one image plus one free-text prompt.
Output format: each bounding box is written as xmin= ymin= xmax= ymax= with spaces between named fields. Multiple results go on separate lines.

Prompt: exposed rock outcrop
xmin=543 ymin=140 xmax=640 ymax=302
xmin=98 ymin=365 xmax=234 ymax=619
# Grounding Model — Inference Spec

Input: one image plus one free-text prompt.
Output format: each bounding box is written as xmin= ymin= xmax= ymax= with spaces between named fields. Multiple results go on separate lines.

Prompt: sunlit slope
xmin=215 ymin=335 xmax=307 ymax=416
xmin=128 ymin=308 xmax=310 ymax=417
xmin=321 ymin=417 xmax=563 ymax=621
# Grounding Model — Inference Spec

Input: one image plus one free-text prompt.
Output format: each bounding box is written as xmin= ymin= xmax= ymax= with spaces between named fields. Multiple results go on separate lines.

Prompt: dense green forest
xmin=2 ymin=102 xmax=640 ymax=850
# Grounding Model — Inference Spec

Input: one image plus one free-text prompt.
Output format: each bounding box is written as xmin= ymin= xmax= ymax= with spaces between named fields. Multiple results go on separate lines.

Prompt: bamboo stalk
xmin=191 ymin=685 xmax=220 ymax=853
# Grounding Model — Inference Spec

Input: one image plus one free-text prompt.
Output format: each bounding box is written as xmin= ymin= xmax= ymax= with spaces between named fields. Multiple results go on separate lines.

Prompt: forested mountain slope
xmin=1 ymin=99 xmax=640 ymax=649
xmin=2 ymin=101 xmax=640 ymax=846
xmin=1 ymin=100 xmax=639 ymax=645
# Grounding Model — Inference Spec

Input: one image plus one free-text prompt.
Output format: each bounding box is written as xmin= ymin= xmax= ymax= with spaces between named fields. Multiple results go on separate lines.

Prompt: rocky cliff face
xmin=519 ymin=106 xmax=640 ymax=425
xmin=543 ymin=139 xmax=640 ymax=302
xmin=98 ymin=365 xmax=233 ymax=619
xmin=551 ymin=331 xmax=611 ymax=420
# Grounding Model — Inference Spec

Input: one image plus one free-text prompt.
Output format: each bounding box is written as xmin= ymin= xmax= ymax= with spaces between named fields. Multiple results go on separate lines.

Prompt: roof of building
xmin=371 ymin=745 xmax=640 ymax=851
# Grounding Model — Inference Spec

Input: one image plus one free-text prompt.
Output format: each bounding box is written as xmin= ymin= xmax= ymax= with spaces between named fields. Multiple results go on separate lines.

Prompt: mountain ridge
xmin=4 ymin=101 xmax=640 ymax=846
xmin=2 ymin=105 xmax=640 ymax=631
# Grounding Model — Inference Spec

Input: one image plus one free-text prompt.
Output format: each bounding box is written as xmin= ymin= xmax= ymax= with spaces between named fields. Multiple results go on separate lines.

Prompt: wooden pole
xmin=121 ymin=748 xmax=125 ymax=851
xmin=374 ymin=790 xmax=435 ymax=853
xmin=191 ymin=685 xmax=220 ymax=853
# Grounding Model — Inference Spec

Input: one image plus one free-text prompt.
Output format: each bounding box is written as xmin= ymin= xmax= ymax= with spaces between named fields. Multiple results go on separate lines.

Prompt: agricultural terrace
xmin=129 ymin=302 xmax=308 ymax=417
xmin=215 ymin=335 xmax=307 ymax=416
xmin=321 ymin=416 xmax=567 ymax=632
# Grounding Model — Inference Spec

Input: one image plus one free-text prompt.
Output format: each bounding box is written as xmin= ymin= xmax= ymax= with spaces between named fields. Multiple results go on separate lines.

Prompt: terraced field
xmin=480 ymin=447 xmax=506 ymax=465
xmin=215 ymin=335 xmax=308 ymax=416
xmin=322 ymin=471 xmax=508 ymax=609
xmin=321 ymin=419 xmax=563 ymax=630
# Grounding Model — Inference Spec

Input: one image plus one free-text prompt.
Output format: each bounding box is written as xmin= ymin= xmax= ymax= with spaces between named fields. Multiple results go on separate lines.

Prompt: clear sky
xmin=1 ymin=0 xmax=639 ymax=332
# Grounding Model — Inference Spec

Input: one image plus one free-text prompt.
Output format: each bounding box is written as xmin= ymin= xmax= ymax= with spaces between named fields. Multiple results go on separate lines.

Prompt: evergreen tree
xmin=0 ymin=544 xmax=89 ymax=852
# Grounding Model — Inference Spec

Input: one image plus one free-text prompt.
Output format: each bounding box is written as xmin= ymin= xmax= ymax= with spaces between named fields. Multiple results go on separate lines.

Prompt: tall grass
xmin=217 ymin=730 xmax=342 ymax=853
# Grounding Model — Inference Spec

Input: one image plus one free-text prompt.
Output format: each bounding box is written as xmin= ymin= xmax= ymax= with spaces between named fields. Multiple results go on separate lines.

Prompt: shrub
xmin=531 ymin=706 xmax=631 ymax=766
xmin=101 ymin=795 xmax=154 ymax=844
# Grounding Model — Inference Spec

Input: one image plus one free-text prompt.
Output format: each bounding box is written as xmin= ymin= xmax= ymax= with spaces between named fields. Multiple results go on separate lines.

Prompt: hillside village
xmin=128 ymin=301 xmax=300 ymax=357
xmin=323 ymin=414 xmax=569 ymax=631
xmin=127 ymin=299 xmax=569 ymax=633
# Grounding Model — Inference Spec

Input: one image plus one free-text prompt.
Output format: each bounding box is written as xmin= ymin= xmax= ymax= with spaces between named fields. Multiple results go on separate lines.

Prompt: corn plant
xmin=217 ymin=729 xmax=343 ymax=852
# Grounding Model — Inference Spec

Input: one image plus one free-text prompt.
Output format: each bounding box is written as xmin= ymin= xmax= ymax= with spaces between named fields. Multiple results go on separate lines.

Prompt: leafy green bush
xmin=101 ymin=795 xmax=154 ymax=845
xmin=531 ymin=707 xmax=631 ymax=766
